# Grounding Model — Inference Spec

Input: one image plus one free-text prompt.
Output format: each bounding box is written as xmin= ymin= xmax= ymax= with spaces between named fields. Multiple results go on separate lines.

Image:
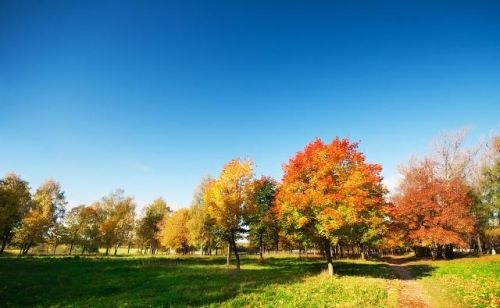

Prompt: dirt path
xmin=388 ymin=257 xmax=433 ymax=308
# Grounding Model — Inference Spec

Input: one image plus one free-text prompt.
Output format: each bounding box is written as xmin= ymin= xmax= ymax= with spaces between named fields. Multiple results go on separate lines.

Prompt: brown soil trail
xmin=387 ymin=256 xmax=433 ymax=308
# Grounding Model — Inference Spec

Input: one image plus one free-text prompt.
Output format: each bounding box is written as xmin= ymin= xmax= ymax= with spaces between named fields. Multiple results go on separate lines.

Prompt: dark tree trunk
xmin=259 ymin=234 xmax=264 ymax=263
xmin=323 ymin=238 xmax=334 ymax=275
xmin=22 ymin=240 xmax=33 ymax=256
xmin=437 ymin=245 xmax=443 ymax=259
xmin=0 ymin=238 xmax=7 ymax=254
xmin=230 ymin=233 xmax=240 ymax=270
xmin=444 ymin=244 xmax=454 ymax=259
xmin=105 ymin=247 xmax=110 ymax=255
xmin=69 ymin=241 xmax=75 ymax=255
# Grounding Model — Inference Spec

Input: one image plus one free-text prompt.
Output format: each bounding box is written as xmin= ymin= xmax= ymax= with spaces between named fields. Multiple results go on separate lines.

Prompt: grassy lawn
xmin=0 ymin=255 xmax=398 ymax=307
xmin=408 ymin=255 xmax=500 ymax=308
xmin=3 ymin=253 xmax=497 ymax=307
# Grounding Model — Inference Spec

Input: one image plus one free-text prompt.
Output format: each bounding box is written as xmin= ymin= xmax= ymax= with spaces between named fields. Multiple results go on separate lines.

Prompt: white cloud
xmin=383 ymin=174 xmax=402 ymax=195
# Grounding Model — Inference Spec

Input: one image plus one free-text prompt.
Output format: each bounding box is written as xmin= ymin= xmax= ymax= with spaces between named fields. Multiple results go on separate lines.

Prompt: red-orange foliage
xmin=390 ymin=160 xmax=474 ymax=249
xmin=275 ymin=138 xmax=385 ymax=271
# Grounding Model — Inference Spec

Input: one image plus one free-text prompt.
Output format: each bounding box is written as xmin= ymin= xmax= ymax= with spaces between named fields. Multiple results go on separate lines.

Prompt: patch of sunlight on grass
xmin=408 ymin=255 xmax=500 ymax=308
xmin=219 ymin=272 xmax=398 ymax=308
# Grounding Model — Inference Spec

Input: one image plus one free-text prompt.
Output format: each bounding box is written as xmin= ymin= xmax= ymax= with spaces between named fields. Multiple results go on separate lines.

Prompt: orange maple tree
xmin=389 ymin=159 xmax=474 ymax=259
xmin=275 ymin=138 xmax=386 ymax=274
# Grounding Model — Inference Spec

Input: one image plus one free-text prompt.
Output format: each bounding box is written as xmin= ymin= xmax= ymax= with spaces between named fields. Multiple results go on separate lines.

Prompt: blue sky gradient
xmin=1 ymin=1 xmax=499 ymax=210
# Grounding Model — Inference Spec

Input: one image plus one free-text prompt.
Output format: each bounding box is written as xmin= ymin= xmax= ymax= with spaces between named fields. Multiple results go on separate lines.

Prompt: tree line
xmin=0 ymin=129 xmax=498 ymax=275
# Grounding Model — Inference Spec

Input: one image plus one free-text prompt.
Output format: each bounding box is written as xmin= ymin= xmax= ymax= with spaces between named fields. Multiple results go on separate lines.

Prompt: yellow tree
xmin=187 ymin=176 xmax=217 ymax=255
xmin=98 ymin=190 xmax=136 ymax=255
xmin=15 ymin=179 xmax=66 ymax=255
xmin=204 ymin=158 xmax=254 ymax=270
xmin=159 ymin=208 xmax=191 ymax=254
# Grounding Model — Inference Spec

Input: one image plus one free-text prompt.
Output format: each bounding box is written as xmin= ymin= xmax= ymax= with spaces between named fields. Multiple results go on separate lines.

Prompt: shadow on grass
xmin=0 ymin=256 xmax=311 ymax=307
xmin=334 ymin=261 xmax=397 ymax=279
xmin=379 ymin=256 xmax=436 ymax=280
xmin=0 ymin=255 xmax=403 ymax=307
xmin=405 ymin=264 xmax=436 ymax=279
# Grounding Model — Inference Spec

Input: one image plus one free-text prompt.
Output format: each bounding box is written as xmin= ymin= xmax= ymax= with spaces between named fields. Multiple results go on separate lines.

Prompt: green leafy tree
xmin=136 ymin=198 xmax=171 ymax=254
xmin=479 ymin=137 xmax=500 ymax=253
xmin=63 ymin=205 xmax=87 ymax=255
xmin=0 ymin=173 xmax=31 ymax=254
xmin=247 ymin=176 xmax=279 ymax=263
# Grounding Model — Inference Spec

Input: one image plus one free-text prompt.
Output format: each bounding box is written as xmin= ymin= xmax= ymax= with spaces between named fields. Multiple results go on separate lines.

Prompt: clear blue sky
xmin=1 ymin=1 xmax=499 ymax=211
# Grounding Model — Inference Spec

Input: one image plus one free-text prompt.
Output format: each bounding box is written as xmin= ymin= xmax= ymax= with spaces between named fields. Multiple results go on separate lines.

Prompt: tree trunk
xmin=437 ymin=245 xmax=443 ymax=259
xmin=430 ymin=245 xmax=437 ymax=260
xmin=0 ymin=238 xmax=7 ymax=254
xmin=323 ymin=238 xmax=334 ymax=276
xmin=476 ymin=234 xmax=483 ymax=257
xmin=444 ymin=244 xmax=454 ymax=259
xmin=360 ymin=244 xmax=366 ymax=260
xmin=53 ymin=243 xmax=58 ymax=255
xmin=231 ymin=233 xmax=240 ymax=270
xmin=105 ymin=247 xmax=109 ymax=255
xmin=226 ymin=243 xmax=232 ymax=266
xmin=22 ymin=239 xmax=33 ymax=255
xmin=259 ymin=234 xmax=264 ymax=263
xmin=69 ymin=241 xmax=74 ymax=255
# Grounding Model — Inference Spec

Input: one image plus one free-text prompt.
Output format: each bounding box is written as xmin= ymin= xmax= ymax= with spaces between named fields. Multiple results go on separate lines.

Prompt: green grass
xmin=408 ymin=255 xmax=500 ymax=308
xmin=3 ymin=253 xmax=497 ymax=307
xmin=0 ymin=255 xmax=397 ymax=307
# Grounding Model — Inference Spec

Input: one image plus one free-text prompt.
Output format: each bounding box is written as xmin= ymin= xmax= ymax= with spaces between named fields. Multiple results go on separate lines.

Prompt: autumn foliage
xmin=388 ymin=159 xmax=474 ymax=258
xmin=0 ymin=131 xmax=497 ymax=272
xmin=276 ymin=138 xmax=386 ymax=273
xmin=203 ymin=158 xmax=254 ymax=269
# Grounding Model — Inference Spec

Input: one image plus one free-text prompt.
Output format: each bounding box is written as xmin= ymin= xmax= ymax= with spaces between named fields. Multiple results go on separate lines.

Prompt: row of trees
xmin=387 ymin=130 xmax=500 ymax=260
xmin=1 ymin=129 xmax=498 ymax=275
